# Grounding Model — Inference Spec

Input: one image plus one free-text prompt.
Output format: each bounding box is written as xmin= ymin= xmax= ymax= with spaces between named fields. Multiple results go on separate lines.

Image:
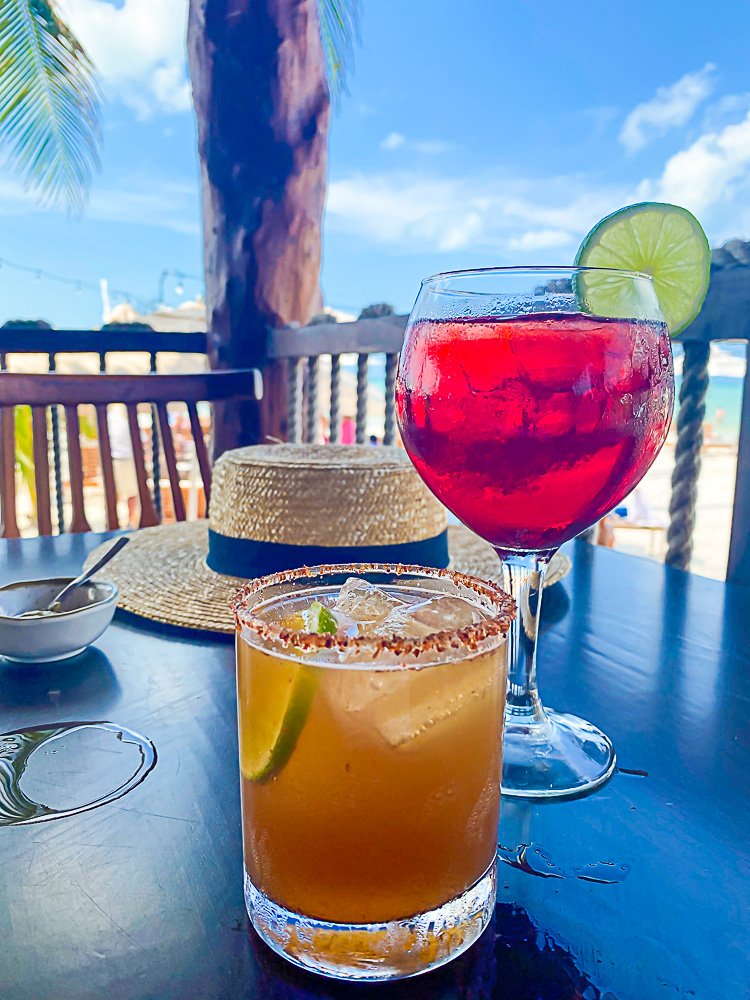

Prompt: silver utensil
xmin=16 ymin=536 xmax=129 ymax=618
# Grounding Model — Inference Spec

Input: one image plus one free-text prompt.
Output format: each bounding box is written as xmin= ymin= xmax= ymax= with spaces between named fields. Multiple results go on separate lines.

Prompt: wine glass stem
xmin=497 ymin=552 xmax=549 ymax=726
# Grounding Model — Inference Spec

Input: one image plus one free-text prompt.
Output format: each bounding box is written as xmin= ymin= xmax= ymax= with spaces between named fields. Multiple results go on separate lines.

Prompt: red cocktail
xmin=397 ymin=312 xmax=673 ymax=555
xmin=396 ymin=267 xmax=674 ymax=798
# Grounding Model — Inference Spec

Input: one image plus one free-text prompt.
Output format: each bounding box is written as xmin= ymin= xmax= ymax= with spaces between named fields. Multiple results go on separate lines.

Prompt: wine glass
xmin=396 ymin=266 xmax=674 ymax=798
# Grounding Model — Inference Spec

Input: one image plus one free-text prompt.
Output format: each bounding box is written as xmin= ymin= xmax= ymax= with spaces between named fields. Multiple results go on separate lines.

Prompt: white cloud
xmin=380 ymin=132 xmax=453 ymax=155
xmin=332 ymin=101 xmax=750 ymax=257
xmin=381 ymin=132 xmax=406 ymax=151
xmin=641 ymin=109 xmax=750 ymax=224
xmin=412 ymin=139 xmax=454 ymax=155
xmin=0 ymin=172 xmax=200 ymax=236
xmin=507 ymin=229 xmax=575 ymax=252
xmin=620 ymin=64 xmax=715 ymax=153
xmin=59 ymin=0 xmax=190 ymax=117
xmin=326 ymin=171 xmax=618 ymax=255
xmin=87 ymin=179 xmax=200 ymax=235
xmin=439 ymin=212 xmax=484 ymax=251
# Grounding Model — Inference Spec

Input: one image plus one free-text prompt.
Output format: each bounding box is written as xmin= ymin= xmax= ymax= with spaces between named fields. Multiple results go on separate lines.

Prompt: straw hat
xmin=85 ymin=444 xmax=568 ymax=635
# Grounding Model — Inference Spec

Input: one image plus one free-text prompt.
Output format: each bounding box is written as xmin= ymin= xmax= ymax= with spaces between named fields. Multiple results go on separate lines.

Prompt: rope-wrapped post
xmin=666 ymin=340 xmax=711 ymax=569
xmin=355 ymin=354 xmax=368 ymax=444
xmin=384 ymin=353 xmax=398 ymax=445
xmin=47 ymin=352 xmax=65 ymax=533
xmin=305 ymin=356 xmax=319 ymax=443
xmin=329 ymin=354 xmax=341 ymax=443
xmin=149 ymin=352 xmax=162 ymax=522
xmin=287 ymin=359 xmax=304 ymax=444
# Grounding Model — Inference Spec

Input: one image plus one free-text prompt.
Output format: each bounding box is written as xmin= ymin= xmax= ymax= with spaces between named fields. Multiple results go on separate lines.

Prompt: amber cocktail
xmin=232 ymin=564 xmax=514 ymax=981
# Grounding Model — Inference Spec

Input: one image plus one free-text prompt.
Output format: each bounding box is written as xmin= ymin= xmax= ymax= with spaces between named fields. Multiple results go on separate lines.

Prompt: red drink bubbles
xmin=396 ymin=313 xmax=674 ymax=554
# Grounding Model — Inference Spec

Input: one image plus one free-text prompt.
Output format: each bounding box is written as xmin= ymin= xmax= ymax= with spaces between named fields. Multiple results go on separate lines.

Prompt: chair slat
xmin=95 ymin=405 xmax=119 ymax=531
xmin=187 ymin=403 xmax=212 ymax=506
xmin=151 ymin=404 xmax=163 ymax=521
xmin=63 ymin=405 xmax=92 ymax=534
xmin=355 ymin=354 xmax=368 ymax=444
xmin=0 ymin=356 xmax=19 ymax=539
xmin=157 ymin=403 xmax=186 ymax=522
xmin=384 ymin=353 xmax=398 ymax=446
xmin=50 ymin=405 xmax=65 ymax=532
xmin=305 ymin=356 xmax=319 ymax=444
xmin=127 ymin=405 xmax=159 ymax=528
xmin=329 ymin=354 xmax=341 ymax=444
xmin=31 ymin=406 xmax=52 ymax=536
xmin=48 ymin=351 xmax=65 ymax=532
xmin=0 ymin=405 xmax=20 ymax=539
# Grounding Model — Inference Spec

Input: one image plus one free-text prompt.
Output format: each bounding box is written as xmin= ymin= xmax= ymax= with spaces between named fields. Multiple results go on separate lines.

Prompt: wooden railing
xmin=265 ymin=314 xmax=406 ymax=444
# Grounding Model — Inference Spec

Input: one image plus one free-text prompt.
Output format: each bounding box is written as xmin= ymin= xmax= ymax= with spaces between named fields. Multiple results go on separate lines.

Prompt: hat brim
xmin=84 ymin=522 xmax=570 ymax=635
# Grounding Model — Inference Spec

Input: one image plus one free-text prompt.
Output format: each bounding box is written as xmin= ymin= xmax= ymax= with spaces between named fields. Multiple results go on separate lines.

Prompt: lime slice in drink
xmin=574 ymin=202 xmax=710 ymax=335
xmin=303 ymin=600 xmax=338 ymax=635
xmin=240 ymin=660 xmax=317 ymax=782
xmin=240 ymin=600 xmax=338 ymax=781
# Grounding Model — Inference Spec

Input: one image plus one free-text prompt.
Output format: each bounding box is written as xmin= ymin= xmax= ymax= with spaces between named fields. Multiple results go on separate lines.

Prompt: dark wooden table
xmin=0 ymin=533 xmax=748 ymax=1000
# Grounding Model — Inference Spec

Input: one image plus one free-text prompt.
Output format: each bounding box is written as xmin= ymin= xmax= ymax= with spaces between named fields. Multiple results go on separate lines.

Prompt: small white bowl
xmin=0 ymin=578 xmax=118 ymax=663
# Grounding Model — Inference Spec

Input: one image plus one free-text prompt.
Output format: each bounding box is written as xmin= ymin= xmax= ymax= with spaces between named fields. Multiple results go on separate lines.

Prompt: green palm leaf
xmin=318 ymin=0 xmax=360 ymax=96
xmin=0 ymin=0 xmax=102 ymax=211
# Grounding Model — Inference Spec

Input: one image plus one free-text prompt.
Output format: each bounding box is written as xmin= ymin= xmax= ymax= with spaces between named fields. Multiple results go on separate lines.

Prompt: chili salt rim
xmin=231 ymin=562 xmax=516 ymax=658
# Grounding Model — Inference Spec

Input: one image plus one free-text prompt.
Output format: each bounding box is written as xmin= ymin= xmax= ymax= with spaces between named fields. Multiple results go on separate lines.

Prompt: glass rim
xmin=421 ymin=264 xmax=654 ymax=292
xmin=232 ymin=562 xmax=515 ymax=660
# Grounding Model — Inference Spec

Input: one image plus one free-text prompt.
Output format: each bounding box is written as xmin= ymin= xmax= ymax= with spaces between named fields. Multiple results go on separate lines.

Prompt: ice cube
xmin=321 ymin=652 xmax=498 ymax=748
xmin=334 ymin=578 xmax=404 ymax=623
xmin=373 ymin=595 xmax=485 ymax=638
xmin=322 ymin=670 xmax=404 ymax=716
xmin=378 ymin=653 xmax=498 ymax=747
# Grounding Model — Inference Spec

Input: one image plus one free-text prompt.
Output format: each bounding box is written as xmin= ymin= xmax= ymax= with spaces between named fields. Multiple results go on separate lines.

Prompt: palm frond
xmin=0 ymin=0 xmax=102 ymax=211
xmin=318 ymin=0 xmax=360 ymax=98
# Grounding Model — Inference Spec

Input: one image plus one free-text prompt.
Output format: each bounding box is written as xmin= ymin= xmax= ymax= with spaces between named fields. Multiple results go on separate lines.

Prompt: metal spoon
xmin=16 ymin=536 xmax=130 ymax=618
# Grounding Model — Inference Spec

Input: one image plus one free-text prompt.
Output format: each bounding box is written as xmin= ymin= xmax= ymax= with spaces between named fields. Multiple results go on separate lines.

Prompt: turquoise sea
xmin=674 ymin=343 xmax=746 ymax=443
xmin=678 ymin=374 xmax=744 ymax=443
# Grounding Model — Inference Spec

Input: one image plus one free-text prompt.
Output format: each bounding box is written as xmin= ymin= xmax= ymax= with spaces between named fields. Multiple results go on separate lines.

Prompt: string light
xmin=158 ymin=268 xmax=196 ymax=303
xmin=0 ymin=255 xmax=203 ymax=314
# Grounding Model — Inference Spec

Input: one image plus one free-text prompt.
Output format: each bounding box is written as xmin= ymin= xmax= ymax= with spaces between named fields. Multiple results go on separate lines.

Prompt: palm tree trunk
xmin=188 ymin=0 xmax=330 ymax=458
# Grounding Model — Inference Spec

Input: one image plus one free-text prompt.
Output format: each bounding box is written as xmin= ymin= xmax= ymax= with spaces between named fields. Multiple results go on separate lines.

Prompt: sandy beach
xmin=611 ymin=443 xmax=738 ymax=581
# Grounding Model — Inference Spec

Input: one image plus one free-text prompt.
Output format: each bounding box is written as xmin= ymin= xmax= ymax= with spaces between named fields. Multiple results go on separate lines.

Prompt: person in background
xmin=341 ymin=416 xmax=355 ymax=444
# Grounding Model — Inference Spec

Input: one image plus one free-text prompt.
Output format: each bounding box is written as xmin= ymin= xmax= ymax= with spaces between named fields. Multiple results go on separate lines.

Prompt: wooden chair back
xmin=0 ymin=370 xmax=261 ymax=538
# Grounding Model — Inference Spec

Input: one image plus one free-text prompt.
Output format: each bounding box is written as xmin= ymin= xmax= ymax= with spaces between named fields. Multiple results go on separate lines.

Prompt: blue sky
xmin=3 ymin=0 xmax=750 ymax=327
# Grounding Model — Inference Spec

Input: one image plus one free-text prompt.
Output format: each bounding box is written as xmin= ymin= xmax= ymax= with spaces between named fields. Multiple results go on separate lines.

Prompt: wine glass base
xmin=501 ymin=710 xmax=616 ymax=799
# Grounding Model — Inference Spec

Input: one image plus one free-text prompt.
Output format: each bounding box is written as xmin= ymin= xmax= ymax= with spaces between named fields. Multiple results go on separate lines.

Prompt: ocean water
xmin=674 ymin=342 xmax=746 ymax=443
xmin=680 ymin=374 xmax=744 ymax=443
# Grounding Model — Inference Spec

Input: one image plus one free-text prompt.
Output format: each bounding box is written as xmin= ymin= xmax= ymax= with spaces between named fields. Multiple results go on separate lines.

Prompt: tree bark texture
xmin=188 ymin=0 xmax=329 ymax=458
